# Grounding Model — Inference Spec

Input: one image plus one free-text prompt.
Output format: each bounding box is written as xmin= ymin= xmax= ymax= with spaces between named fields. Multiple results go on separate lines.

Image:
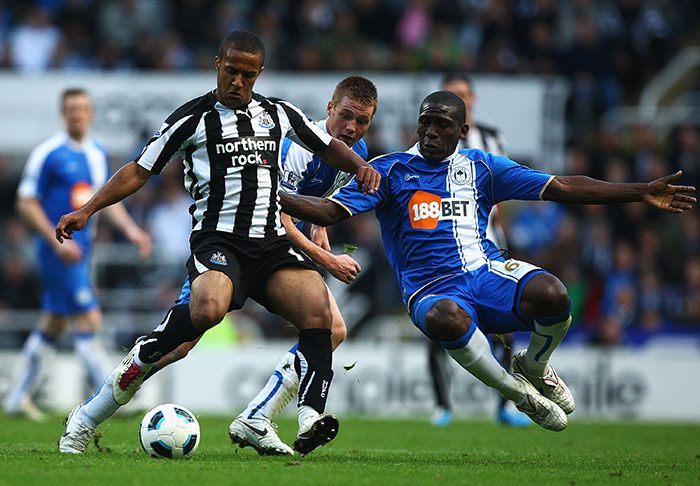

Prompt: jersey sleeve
xmin=280 ymin=138 xmax=313 ymax=194
xmin=487 ymin=152 xmax=554 ymax=202
xmin=17 ymin=145 xmax=52 ymax=199
xmin=328 ymin=155 xmax=392 ymax=216
xmin=135 ymin=94 xmax=213 ymax=175
xmin=135 ymin=115 xmax=199 ymax=175
xmin=275 ymin=100 xmax=333 ymax=153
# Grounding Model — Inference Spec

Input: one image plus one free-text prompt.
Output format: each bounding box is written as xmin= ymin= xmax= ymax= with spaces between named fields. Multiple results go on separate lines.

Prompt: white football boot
xmin=511 ymin=373 xmax=567 ymax=432
xmin=294 ymin=414 xmax=340 ymax=455
xmin=229 ymin=415 xmax=294 ymax=456
xmin=59 ymin=405 xmax=96 ymax=454
xmin=112 ymin=341 xmax=153 ymax=406
xmin=512 ymin=350 xmax=575 ymax=415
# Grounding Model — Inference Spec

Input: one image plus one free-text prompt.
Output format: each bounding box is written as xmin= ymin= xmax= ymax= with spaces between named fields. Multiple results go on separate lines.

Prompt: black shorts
xmin=186 ymin=230 xmax=320 ymax=311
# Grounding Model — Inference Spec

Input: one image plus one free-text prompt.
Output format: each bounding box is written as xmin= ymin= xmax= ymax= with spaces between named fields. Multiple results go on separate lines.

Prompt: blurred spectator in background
xmin=146 ymin=164 xmax=191 ymax=270
xmin=9 ymin=6 xmax=61 ymax=71
xmin=680 ymin=256 xmax=700 ymax=325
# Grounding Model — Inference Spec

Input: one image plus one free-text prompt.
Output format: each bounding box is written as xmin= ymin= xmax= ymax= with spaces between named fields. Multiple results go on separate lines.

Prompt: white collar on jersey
xmin=318 ymin=117 xmax=329 ymax=134
xmin=62 ymin=131 xmax=92 ymax=150
xmin=406 ymin=142 xmax=460 ymax=162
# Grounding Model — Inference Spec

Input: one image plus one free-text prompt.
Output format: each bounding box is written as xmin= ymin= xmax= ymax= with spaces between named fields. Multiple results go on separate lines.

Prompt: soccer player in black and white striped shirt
xmin=56 ymin=30 xmax=380 ymax=456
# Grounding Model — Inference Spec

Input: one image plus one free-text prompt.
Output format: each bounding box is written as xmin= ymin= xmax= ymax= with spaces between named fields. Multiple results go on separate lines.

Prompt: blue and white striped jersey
xmin=280 ymin=118 xmax=368 ymax=198
xmin=17 ymin=132 xmax=110 ymax=250
xmin=329 ymin=144 xmax=553 ymax=308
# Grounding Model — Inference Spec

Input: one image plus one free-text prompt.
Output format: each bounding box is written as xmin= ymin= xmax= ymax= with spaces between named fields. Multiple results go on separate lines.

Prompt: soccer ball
xmin=139 ymin=403 xmax=200 ymax=459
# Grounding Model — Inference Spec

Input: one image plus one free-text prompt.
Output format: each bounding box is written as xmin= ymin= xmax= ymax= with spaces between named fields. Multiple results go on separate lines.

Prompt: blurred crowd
xmin=0 ymin=0 xmax=699 ymax=346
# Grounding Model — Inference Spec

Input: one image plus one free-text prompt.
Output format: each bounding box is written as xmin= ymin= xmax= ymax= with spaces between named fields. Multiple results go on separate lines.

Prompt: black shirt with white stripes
xmin=136 ymin=91 xmax=332 ymax=239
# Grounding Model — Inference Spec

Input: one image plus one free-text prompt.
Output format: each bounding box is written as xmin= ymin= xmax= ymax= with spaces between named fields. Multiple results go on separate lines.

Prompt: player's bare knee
xmin=522 ymin=273 xmax=570 ymax=318
xmin=331 ymin=322 xmax=347 ymax=349
xmin=425 ymin=299 xmax=471 ymax=342
xmin=303 ymin=304 xmax=333 ymax=329
xmin=539 ymin=277 xmax=570 ymax=316
xmin=189 ymin=301 xmax=226 ymax=331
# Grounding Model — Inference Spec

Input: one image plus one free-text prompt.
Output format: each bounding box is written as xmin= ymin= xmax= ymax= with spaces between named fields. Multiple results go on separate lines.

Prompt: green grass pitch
xmin=0 ymin=414 xmax=698 ymax=485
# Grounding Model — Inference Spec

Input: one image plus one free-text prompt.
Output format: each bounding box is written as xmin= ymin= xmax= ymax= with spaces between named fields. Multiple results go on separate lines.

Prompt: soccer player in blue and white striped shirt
xmin=5 ymin=89 xmax=151 ymax=420
xmin=280 ymin=91 xmax=695 ymax=432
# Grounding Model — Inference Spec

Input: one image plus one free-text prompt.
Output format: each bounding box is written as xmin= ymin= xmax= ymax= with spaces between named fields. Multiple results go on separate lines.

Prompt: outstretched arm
xmin=280 ymin=192 xmax=350 ymax=227
xmin=543 ymin=171 xmax=696 ymax=212
xmin=56 ymin=161 xmax=152 ymax=242
xmin=317 ymin=138 xmax=380 ymax=194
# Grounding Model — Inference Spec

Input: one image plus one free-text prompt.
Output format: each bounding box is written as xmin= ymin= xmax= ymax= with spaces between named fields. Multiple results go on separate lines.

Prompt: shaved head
xmin=420 ymin=91 xmax=466 ymax=124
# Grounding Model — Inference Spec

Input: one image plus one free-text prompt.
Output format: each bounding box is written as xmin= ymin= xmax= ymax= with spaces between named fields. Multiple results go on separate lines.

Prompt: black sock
xmin=138 ymin=304 xmax=202 ymax=364
xmin=428 ymin=340 xmax=451 ymax=410
xmin=143 ymin=365 xmax=159 ymax=381
xmin=295 ymin=328 xmax=333 ymax=413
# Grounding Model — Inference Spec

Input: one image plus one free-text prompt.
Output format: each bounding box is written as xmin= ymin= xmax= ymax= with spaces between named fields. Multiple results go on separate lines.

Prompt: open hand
xmin=644 ymin=171 xmax=696 ymax=213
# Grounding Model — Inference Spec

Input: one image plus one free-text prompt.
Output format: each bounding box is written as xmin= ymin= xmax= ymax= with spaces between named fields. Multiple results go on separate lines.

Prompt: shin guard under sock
xmin=295 ymin=329 xmax=333 ymax=414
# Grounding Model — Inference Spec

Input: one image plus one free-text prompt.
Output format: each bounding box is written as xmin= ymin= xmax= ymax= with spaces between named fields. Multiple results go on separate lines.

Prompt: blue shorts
xmin=38 ymin=245 xmax=97 ymax=315
xmin=410 ymin=259 xmax=545 ymax=340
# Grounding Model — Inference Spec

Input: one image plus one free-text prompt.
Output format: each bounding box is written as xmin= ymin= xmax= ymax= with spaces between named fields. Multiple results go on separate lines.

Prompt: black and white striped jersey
xmin=459 ymin=122 xmax=506 ymax=156
xmin=136 ymin=91 xmax=332 ymax=239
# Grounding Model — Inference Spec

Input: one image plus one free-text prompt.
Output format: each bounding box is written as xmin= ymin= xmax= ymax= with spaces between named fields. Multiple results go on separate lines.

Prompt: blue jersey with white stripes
xmin=329 ymin=144 xmax=553 ymax=307
xmin=280 ymin=118 xmax=368 ymax=198
xmin=17 ymin=133 xmax=110 ymax=251
xmin=17 ymin=133 xmax=110 ymax=313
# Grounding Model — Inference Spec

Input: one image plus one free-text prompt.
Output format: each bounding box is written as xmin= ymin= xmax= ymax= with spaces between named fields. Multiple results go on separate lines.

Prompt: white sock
xmin=524 ymin=316 xmax=572 ymax=376
xmin=298 ymin=405 xmax=319 ymax=430
xmin=74 ymin=333 xmax=109 ymax=391
xmin=78 ymin=371 xmax=120 ymax=427
xmin=445 ymin=328 xmax=523 ymax=402
xmin=241 ymin=349 xmax=298 ymax=421
xmin=4 ymin=330 xmax=52 ymax=411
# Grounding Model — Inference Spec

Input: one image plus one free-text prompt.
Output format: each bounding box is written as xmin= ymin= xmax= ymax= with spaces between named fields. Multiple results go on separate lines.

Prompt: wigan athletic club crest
xmin=449 ymin=165 xmax=471 ymax=185
xmin=258 ymin=111 xmax=275 ymax=129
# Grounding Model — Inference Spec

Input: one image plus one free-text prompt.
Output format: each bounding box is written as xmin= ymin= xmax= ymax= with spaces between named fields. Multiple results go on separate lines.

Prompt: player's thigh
xmin=38 ymin=313 xmax=70 ymax=337
xmin=73 ymin=308 xmax=102 ymax=333
xmin=472 ymin=259 xmax=545 ymax=334
xmin=328 ymin=286 xmax=347 ymax=350
xmin=262 ymin=267 xmax=331 ymax=329
xmin=189 ymin=270 xmax=234 ymax=329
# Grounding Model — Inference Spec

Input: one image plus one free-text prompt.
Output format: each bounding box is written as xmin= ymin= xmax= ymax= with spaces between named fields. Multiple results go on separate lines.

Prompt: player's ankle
xmin=298 ymin=405 xmax=320 ymax=429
